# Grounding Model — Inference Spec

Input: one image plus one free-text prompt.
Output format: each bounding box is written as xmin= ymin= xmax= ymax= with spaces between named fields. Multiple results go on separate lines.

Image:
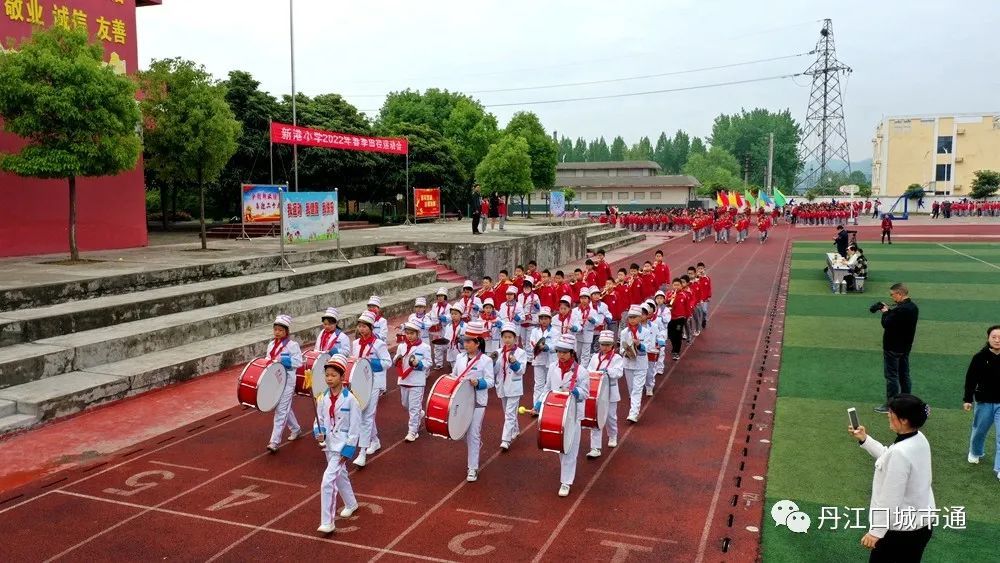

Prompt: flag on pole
xmin=735 ymin=192 xmax=746 ymax=208
xmin=716 ymin=191 xmax=726 ymax=207
xmin=727 ymin=192 xmax=739 ymax=207
xmin=759 ymin=191 xmax=774 ymax=206
xmin=744 ymin=190 xmax=756 ymax=209
xmin=773 ymin=188 xmax=788 ymax=207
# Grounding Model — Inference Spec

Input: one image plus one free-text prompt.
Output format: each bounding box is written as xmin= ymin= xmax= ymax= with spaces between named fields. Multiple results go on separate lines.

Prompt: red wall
xmin=0 ymin=1 xmax=158 ymax=257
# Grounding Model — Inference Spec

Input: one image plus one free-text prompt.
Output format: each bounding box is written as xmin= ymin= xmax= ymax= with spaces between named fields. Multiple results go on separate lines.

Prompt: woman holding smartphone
xmin=848 ymin=394 xmax=935 ymax=562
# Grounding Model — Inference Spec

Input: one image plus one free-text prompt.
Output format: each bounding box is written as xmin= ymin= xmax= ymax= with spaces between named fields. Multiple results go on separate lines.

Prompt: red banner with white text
xmin=270 ymin=122 xmax=408 ymax=155
xmin=414 ymin=188 xmax=441 ymax=219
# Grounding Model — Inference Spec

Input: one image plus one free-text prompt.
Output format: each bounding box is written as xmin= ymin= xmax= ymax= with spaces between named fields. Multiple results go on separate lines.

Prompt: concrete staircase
xmin=0 ymin=255 xmax=461 ymax=434
xmin=378 ymin=245 xmax=465 ymax=284
xmin=206 ymin=220 xmax=376 ymax=239
xmin=585 ymin=224 xmax=646 ymax=254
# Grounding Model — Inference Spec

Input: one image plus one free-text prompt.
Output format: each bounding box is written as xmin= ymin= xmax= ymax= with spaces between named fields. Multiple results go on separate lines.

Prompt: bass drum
xmin=295 ymin=350 xmax=330 ymax=397
xmin=425 ymin=375 xmax=475 ymax=440
xmin=581 ymin=371 xmax=610 ymax=430
xmin=237 ymin=358 xmax=286 ymax=412
xmin=537 ymin=391 xmax=578 ymax=454
xmin=344 ymin=358 xmax=375 ymax=410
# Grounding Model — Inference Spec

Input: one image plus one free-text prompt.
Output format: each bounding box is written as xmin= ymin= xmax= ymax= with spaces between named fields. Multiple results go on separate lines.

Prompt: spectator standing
xmin=876 ymin=283 xmax=919 ymax=413
xmin=848 ymin=394 xmax=935 ymax=562
xmin=881 ymin=214 xmax=893 ymax=245
xmin=963 ymin=325 xmax=1000 ymax=480
xmin=488 ymin=193 xmax=500 ymax=231
xmin=498 ymin=197 xmax=508 ymax=231
xmin=471 ymin=184 xmax=483 ymax=235
xmin=834 ymin=225 xmax=850 ymax=257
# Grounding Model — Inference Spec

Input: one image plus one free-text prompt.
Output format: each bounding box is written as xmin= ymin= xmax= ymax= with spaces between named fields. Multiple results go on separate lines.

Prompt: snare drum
xmin=431 ymin=337 xmax=449 ymax=346
xmin=425 ymin=375 xmax=475 ymax=440
xmin=647 ymin=351 xmax=659 ymax=361
xmin=237 ymin=358 xmax=286 ymax=412
xmin=344 ymin=358 xmax=375 ymax=410
xmin=295 ymin=350 xmax=330 ymax=397
xmin=537 ymin=391 xmax=579 ymax=454
xmin=581 ymin=371 xmax=610 ymax=430
xmin=396 ymin=331 xmax=406 ymax=345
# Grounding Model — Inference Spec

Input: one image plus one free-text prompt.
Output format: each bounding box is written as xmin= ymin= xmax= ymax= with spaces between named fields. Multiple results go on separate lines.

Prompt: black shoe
xmin=873 ymin=405 xmax=890 ymax=414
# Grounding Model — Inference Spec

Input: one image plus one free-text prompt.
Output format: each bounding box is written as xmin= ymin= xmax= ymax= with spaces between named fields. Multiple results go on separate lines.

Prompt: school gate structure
xmin=0 ymin=0 xmax=161 ymax=258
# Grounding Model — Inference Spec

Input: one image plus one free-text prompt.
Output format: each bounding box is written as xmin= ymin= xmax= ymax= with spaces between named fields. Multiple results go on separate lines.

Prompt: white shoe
xmin=317 ymin=523 xmax=335 ymax=534
xmin=318 ymin=440 xmax=326 ymax=449
xmin=968 ymin=453 xmax=981 ymax=464
xmin=287 ymin=430 xmax=300 ymax=441
xmin=645 ymin=386 xmax=653 ymax=397
xmin=353 ymin=451 xmax=367 ymax=467
xmin=558 ymin=483 xmax=571 ymax=497
xmin=467 ymin=469 xmax=479 ymax=482
xmin=626 ymin=415 xmax=638 ymax=423
xmin=340 ymin=505 xmax=358 ymax=518
xmin=405 ymin=432 xmax=418 ymax=442
xmin=608 ymin=438 xmax=618 ymax=448
xmin=586 ymin=448 xmax=601 ymax=459
xmin=500 ymin=441 xmax=510 ymax=451
xmin=266 ymin=443 xmax=279 ymax=453
xmin=366 ymin=441 xmax=381 ymax=455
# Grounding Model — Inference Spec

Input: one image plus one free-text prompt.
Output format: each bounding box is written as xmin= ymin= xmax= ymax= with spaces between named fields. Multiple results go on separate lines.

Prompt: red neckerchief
xmin=462 ymin=295 xmax=473 ymax=311
xmin=597 ymin=350 xmax=617 ymax=370
xmin=628 ymin=324 xmax=639 ymax=341
xmin=558 ymin=311 xmax=571 ymax=333
xmin=457 ymin=353 xmax=482 ymax=382
xmin=327 ymin=386 xmax=345 ymax=418
xmin=505 ymin=300 xmax=517 ymax=320
xmin=558 ymin=358 xmax=579 ymax=391
xmin=435 ymin=302 xmax=447 ymax=315
xmin=268 ymin=338 xmax=288 ymax=361
xmin=578 ymin=302 xmax=590 ymax=323
xmin=500 ymin=344 xmax=513 ymax=383
xmin=450 ymin=320 xmax=462 ymax=347
xmin=319 ymin=329 xmax=339 ymax=351
xmin=397 ymin=338 xmax=422 ymax=378
xmin=358 ymin=334 xmax=376 ymax=359
xmin=369 ymin=310 xmax=382 ymax=324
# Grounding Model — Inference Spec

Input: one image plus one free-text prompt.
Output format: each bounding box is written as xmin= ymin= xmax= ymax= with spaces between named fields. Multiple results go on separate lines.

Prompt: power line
xmin=345 ymin=52 xmax=811 ymax=98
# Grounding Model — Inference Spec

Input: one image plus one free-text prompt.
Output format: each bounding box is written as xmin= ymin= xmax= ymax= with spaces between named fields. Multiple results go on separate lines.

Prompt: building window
xmin=650 ymin=192 xmax=662 ymax=200
xmin=585 ymin=191 xmax=598 ymax=200
xmin=617 ymin=191 xmax=629 ymax=200
xmin=937 ymin=136 xmax=953 ymax=154
xmin=936 ymin=164 xmax=952 ymax=182
xmin=601 ymin=191 xmax=612 ymax=201
xmin=634 ymin=192 xmax=646 ymax=200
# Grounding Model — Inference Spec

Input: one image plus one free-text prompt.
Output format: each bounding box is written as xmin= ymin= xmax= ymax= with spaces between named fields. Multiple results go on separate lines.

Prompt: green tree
xmin=140 ymin=58 xmax=241 ymax=250
xmin=628 ymin=136 xmax=653 ymax=161
xmin=505 ymin=111 xmax=557 ymax=190
xmin=595 ymin=137 xmax=611 ymax=161
xmin=653 ymin=132 xmax=671 ymax=172
xmin=558 ymin=136 xmax=573 ymax=162
xmin=969 ymin=170 xmax=1000 ymax=199
xmin=475 ymin=134 xmax=533 ymax=205
xmin=903 ymin=183 xmax=925 ymax=199
xmin=667 ymin=130 xmax=690 ymax=172
xmin=682 ymin=146 xmax=742 ymax=197
xmin=710 ymin=108 xmax=802 ymax=190
xmin=609 ymin=136 xmax=627 ymax=160
xmin=572 ymin=137 xmax=588 ymax=162
xmin=858 ymin=185 xmax=873 ymax=198
xmin=690 ymin=136 xmax=707 ymax=157
xmin=379 ymin=122 xmax=465 ymax=213
xmin=563 ymin=187 xmax=576 ymax=205
xmin=0 ymin=27 xmax=141 ymax=260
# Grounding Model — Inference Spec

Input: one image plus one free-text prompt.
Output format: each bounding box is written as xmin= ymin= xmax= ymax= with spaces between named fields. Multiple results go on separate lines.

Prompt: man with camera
xmin=873 ymin=283 xmax=919 ymax=413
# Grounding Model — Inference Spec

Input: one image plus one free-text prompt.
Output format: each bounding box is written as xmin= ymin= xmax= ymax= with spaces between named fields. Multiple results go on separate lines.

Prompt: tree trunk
xmin=171 ymin=183 xmax=178 ymax=221
xmin=68 ymin=176 xmax=79 ymax=261
xmin=199 ymin=169 xmax=207 ymax=250
xmin=527 ymin=193 xmax=532 ymax=218
xmin=160 ymin=182 xmax=169 ymax=232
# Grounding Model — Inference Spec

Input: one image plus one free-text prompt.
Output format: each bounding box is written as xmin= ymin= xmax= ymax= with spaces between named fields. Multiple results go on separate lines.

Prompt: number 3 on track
xmin=103 ymin=470 xmax=175 ymax=497
xmin=447 ymin=519 xmax=514 ymax=557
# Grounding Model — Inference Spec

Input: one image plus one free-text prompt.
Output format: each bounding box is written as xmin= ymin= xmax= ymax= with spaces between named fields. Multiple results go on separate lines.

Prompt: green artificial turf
xmin=763 ymin=242 xmax=1000 ymax=562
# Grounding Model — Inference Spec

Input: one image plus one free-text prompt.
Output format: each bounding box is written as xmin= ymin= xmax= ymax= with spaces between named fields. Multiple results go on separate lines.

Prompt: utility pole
xmin=766 ymin=133 xmax=775 ymax=194
xmin=289 ymin=0 xmax=298 ymax=192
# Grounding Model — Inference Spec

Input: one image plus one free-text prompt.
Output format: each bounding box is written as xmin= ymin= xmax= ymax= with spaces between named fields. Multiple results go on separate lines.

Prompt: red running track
xmin=1 ymin=221 xmax=952 ymax=562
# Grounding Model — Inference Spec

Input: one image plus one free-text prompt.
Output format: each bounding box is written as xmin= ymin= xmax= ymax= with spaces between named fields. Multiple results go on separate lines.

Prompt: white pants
xmin=320 ymin=452 xmax=356 ymax=525
xmin=400 ymin=386 xmax=424 ymax=435
xmin=532 ymin=365 xmax=548 ymax=410
xmin=500 ymin=396 xmax=520 ymax=442
xmin=589 ymin=401 xmax=619 ymax=449
xmin=466 ymin=407 xmax=486 ymax=470
xmin=645 ymin=359 xmax=657 ymax=389
xmin=269 ymin=371 xmax=301 ymax=446
xmin=624 ymin=368 xmax=645 ymax=419
xmin=359 ymin=389 xmax=383 ymax=448
xmin=560 ymin=421 xmax=581 ymax=485
xmin=431 ymin=339 xmax=446 ymax=368
xmin=578 ymin=335 xmax=594 ymax=368
xmin=656 ymin=348 xmax=666 ymax=375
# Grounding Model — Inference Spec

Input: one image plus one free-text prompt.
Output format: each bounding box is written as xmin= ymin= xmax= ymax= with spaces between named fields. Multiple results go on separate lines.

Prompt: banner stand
xmin=402 ymin=154 xmax=413 ymax=226
xmin=277 ymin=191 xmax=295 ymax=272
xmin=332 ymin=188 xmax=350 ymax=263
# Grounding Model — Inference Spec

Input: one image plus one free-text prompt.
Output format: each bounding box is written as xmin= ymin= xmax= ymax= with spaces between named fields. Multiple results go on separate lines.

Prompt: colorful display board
xmin=241 ymin=184 xmax=284 ymax=224
xmin=282 ymin=191 xmax=339 ymax=244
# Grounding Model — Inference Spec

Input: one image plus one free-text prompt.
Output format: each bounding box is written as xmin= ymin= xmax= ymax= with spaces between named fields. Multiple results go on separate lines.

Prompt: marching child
xmin=458 ymin=280 xmax=478 ymax=322
xmin=517 ymin=276 xmax=542 ymax=347
xmin=576 ymin=289 xmax=600 ymax=367
xmin=586 ymin=330 xmax=624 ymax=459
xmin=314 ymin=354 xmax=361 ymax=534
xmin=406 ymin=297 xmax=435 ymax=343
xmin=619 ymin=305 xmax=652 ymax=423
xmin=680 ymin=275 xmax=697 ymax=341
xmin=641 ymin=301 xmax=660 ymax=396
xmin=528 ymin=307 xmax=557 ymax=412
xmin=589 ymin=286 xmax=611 ymax=354
xmin=395 ymin=321 xmax=431 ymax=442
xmin=366 ymin=296 xmax=388 ymax=342
xmin=480 ymin=298 xmax=501 ymax=355
xmin=757 ymin=214 xmax=771 ymax=244
xmin=653 ymin=291 xmax=671 ymax=376
xmin=444 ymin=304 xmax=466 ymax=370
xmin=351 ymin=311 xmax=391 ymax=467
xmin=497 ymin=285 xmax=524 ymax=343
xmin=687 ymin=266 xmax=704 ymax=337
xmin=267 ymin=314 xmax=303 ymax=453
xmin=494 ymin=326 xmax=527 ymax=451
xmin=665 ymin=278 xmax=691 ymax=361
xmin=553 ymin=295 xmax=581 ymax=337
xmin=430 ymin=288 xmax=450 ymax=369
xmin=315 ymin=307 xmax=351 ymax=356
xmin=546 ymin=333 xmax=589 ymax=497
xmin=451 ymin=321 xmax=495 ymax=482
xmin=696 ymin=262 xmax=712 ymax=330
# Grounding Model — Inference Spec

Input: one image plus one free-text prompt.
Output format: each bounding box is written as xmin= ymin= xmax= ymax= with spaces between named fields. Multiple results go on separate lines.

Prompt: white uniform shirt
xmin=576 ymin=303 xmax=601 ymax=342
xmin=371 ymin=313 xmax=389 ymax=342
xmin=479 ymin=313 xmax=501 ymax=351
xmin=315 ymin=387 xmax=362 ymax=457
xmin=591 ymin=301 xmax=612 ymax=330
xmin=517 ymin=291 xmax=542 ymax=329
xmin=545 ymin=361 xmax=590 ymax=421
xmin=619 ymin=324 xmax=652 ymax=370
xmin=430 ymin=301 xmax=450 ymax=335
xmin=552 ymin=309 xmax=582 ymax=336
xmin=493 ymin=345 xmax=527 ymax=398
xmin=860 ymin=432 xmax=936 ymax=538
xmin=266 ymin=338 xmax=302 ymax=377
xmin=528 ymin=324 xmax=558 ymax=367
xmin=443 ymin=320 xmax=466 ymax=362
xmin=457 ymin=295 xmax=480 ymax=321
xmin=351 ymin=336 xmax=392 ymax=391
xmin=313 ymin=328 xmax=351 ymax=355
xmin=406 ymin=312 xmax=436 ymax=342
xmin=394 ymin=339 xmax=432 ymax=387
xmin=588 ymin=350 xmax=624 ymax=403
xmin=496 ymin=299 xmax=524 ymax=332
xmin=451 ymin=351 xmax=495 ymax=407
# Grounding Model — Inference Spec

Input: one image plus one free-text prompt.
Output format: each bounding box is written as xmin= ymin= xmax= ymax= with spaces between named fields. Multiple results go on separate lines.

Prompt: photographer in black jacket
xmin=875 ymin=283 xmax=919 ymax=413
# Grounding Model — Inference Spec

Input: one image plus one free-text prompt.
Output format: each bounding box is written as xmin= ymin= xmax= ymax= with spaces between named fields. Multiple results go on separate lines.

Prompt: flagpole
xmin=289 ymin=0 xmax=299 ymax=192
xmin=766 ymin=132 xmax=774 ymax=196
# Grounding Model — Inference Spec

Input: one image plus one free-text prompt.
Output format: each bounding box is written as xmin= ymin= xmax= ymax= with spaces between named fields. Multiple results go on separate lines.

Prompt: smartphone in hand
xmin=848 ymin=407 xmax=860 ymax=430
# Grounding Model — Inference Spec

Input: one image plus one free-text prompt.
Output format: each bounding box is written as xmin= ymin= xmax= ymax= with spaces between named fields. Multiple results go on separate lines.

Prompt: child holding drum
xmin=351 ymin=311 xmax=391 ymax=467
xmin=528 ymin=307 xmax=558 ymax=414
xmin=451 ymin=321 xmax=495 ymax=482
xmin=395 ymin=321 xmax=431 ymax=442
xmin=314 ymin=354 xmax=361 ymax=534
xmin=443 ymin=304 xmax=466 ymax=371
xmin=267 ymin=314 xmax=304 ymax=453
xmin=366 ymin=296 xmax=388 ymax=342
xmin=314 ymin=307 xmax=350 ymax=356
xmin=586 ymin=330 xmax=624 ymax=459
xmin=430 ymin=288 xmax=451 ymax=369
xmin=546 ymin=333 xmax=589 ymax=497
xmin=494 ymin=326 xmax=527 ymax=451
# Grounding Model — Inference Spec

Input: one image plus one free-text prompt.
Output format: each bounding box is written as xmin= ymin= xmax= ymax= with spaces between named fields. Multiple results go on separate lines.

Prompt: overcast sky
xmin=136 ymin=0 xmax=999 ymax=163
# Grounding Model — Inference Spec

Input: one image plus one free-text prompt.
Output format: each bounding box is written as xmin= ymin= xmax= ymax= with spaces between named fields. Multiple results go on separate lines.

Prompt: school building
xmin=535 ymin=161 xmax=700 ymax=212
xmin=871 ymin=113 xmax=1000 ymax=197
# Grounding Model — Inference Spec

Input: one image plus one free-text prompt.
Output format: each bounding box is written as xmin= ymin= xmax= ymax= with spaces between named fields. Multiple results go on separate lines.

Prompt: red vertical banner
xmin=413 ymin=188 xmax=441 ymax=219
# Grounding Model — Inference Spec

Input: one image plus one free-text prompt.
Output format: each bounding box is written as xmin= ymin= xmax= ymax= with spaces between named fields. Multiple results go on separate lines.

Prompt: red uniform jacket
xmin=700 ymin=275 xmax=713 ymax=300
xmin=667 ymin=289 xmax=691 ymax=319
xmin=595 ymin=260 xmax=612 ymax=288
xmin=653 ymin=262 xmax=670 ymax=290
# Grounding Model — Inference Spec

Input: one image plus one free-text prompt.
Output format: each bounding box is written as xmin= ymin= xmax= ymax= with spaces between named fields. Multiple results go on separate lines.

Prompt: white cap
xmin=367 ymin=295 xmax=382 ymax=307
xmin=506 ymin=285 xmax=518 ymax=294
xmin=500 ymin=324 xmax=518 ymax=335
xmin=627 ymin=305 xmax=642 ymax=317
xmin=560 ymin=295 xmax=573 ymax=305
xmin=555 ymin=333 xmax=577 ymax=351
xmin=655 ymin=290 xmax=665 ymax=298
xmin=482 ymin=297 xmax=495 ymax=307
xmin=273 ymin=314 xmax=292 ymax=329
xmin=465 ymin=320 xmax=487 ymax=338
xmin=321 ymin=307 xmax=339 ymax=321
xmin=324 ymin=353 xmax=349 ymax=373
xmin=436 ymin=287 xmax=448 ymax=296
xmin=589 ymin=286 xmax=601 ymax=295
xmin=403 ymin=320 xmax=422 ymax=333
xmin=414 ymin=297 xmax=427 ymax=306
xmin=537 ymin=306 xmax=553 ymax=318
xmin=357 ymin=311 xmax=377 ymax=326
xmin=579 ymin=288 xmax=590 ymax=298
xmin=599 ymin=330 xmax=615 ymax=344
xmin=463 ymin=280 xmax=474 ymax=290
xmin=641 ymin=302 xmax=653 ymax=314
xmin=450 ymin=302 xmax=464 ymax=313
xmin=523 ymin=275 xmax=535 ymax=286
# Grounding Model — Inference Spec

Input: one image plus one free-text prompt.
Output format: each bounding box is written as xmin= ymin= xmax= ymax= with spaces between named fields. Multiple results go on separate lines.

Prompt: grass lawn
xmin=762 ymin=241 xmax=1000 ymax=562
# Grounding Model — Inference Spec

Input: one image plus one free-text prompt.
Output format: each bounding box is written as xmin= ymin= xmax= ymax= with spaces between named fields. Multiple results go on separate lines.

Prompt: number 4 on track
xmin=206 ymin=485 xmax=270 ymax=512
